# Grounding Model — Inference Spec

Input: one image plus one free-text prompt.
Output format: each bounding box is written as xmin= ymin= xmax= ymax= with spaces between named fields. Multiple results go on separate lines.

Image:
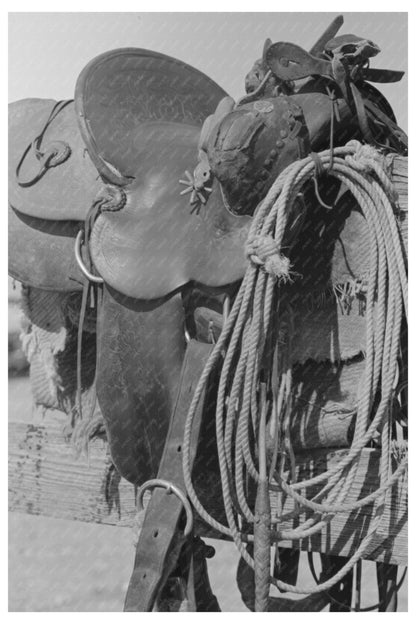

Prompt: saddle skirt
xmin=9 ymin=98 xmax=102 ymax=222
xmin=8 ymin=205 xmax=84 ymax=291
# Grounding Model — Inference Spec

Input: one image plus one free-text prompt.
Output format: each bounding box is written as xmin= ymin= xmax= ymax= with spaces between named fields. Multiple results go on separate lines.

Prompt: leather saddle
xmin=9 ymin=43 xmax=407 ymax=301
xmin=9 ymin=41 xmax=408 ymax=457
xmin=8 ymin=36 xmax=407 ymax=612
xmin=9 ymin=40 xmax=408 ymax=400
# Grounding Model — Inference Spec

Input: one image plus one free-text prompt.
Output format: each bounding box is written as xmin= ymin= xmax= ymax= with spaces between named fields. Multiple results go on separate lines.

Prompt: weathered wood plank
xmin=9 ymin=415 xmax=407 ymax=564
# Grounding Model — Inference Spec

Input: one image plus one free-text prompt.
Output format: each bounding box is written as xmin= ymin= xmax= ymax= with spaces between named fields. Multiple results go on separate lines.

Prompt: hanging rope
xmin=182 ymin=140 xmax=407 ymax=607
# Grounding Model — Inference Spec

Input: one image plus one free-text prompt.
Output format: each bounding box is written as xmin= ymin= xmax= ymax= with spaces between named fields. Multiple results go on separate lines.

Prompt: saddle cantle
xmin=74 ymin=48 xmax=228 ymax=186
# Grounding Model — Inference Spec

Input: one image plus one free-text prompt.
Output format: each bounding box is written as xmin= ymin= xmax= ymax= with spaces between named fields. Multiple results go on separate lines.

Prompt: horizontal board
xmin=9 ymin=415 xmax=407 ymax=564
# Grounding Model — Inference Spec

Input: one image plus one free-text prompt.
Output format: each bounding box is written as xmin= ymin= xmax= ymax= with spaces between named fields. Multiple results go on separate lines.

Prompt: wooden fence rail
xmin=9 ymin=413 xmax=407 ymax=565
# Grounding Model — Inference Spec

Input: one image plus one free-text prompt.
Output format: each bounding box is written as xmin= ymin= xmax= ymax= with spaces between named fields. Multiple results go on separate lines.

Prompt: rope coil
xmin=182 ymin=141 xmax=407 ymax=606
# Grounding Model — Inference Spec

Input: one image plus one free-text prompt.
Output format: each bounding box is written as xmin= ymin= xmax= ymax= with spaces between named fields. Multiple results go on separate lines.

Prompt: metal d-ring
xmin=209 ymin=294 xmax=231 ymax=345
xmin=222 ymin=294 xmax=231 ymax=323
xmin=137 ymin=478 xmax=194 ymax=537
xmin=184 ymin=325 xmax=191 ymax=344
xmin=74 ymin=231 xmax=104 ymax=284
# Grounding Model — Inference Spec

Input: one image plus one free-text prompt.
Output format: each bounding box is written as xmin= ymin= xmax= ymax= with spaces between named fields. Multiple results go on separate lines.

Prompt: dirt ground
xmin=8 ymin=376 xmax=407 ymax=611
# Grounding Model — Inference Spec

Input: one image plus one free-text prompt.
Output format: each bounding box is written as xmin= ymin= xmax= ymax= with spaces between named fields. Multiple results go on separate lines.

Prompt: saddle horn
xmin=262 ymin=37 xmax=273 ymax=63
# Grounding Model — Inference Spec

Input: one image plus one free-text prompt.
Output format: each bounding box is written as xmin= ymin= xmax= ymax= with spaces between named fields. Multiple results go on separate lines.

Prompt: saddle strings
xmin=16 ymin=99 xmax=73 ymax=188
xmin=75 ymin=200 xmax=104 ymax=430
xmin=181 ymin=140 xmax=407 ymax=600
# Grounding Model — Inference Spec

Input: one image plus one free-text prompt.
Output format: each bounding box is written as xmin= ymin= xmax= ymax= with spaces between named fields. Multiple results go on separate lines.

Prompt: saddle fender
xmin=96 ymin=286 xmax=186 ymax=484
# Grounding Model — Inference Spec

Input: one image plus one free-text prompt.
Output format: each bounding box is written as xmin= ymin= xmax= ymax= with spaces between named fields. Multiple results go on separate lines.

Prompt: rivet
xmin=264 ymin=158 xmax=272 ymax=167
xmin=280 ymin=129 xmax=288 ymax=139
xmin=270 ymin=149 xmax=277 ymax=158
xmin=261 ymin=170 xmax=269 ymax=180
xmin=276 ymin=140 xmax=285 ymax=149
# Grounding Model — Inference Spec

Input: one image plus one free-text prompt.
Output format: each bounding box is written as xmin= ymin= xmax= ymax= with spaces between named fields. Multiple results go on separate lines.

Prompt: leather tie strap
xmin=124 ymin=339 xmax=214 ymax=611
xmin=350 ymin=82 xmax=373 ymax=144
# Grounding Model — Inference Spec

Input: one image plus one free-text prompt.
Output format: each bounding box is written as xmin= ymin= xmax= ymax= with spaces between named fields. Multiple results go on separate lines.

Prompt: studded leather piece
xmin=203 ymin=91 xmax=359 ymax=216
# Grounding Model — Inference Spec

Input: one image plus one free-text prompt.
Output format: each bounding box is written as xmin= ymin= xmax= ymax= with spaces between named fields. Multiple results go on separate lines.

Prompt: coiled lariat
xmin=182 ymin=141 xmax=407 ymax=610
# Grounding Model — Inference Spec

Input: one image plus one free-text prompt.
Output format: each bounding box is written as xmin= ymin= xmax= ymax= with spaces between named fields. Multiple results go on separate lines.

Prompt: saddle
xmin=9 ymin=25 xmax=408 ymax=488
xmin=8 ymin=25 xmax=408 ymax=611
xmin=9 ymin=39 xmax=407 ymax=299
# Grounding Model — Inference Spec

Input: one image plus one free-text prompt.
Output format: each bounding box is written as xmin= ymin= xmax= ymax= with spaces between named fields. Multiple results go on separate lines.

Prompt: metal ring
xmin=184 ymin=325 xmax=191 ymax=344
xmin=74 ymin=231 xmax=104 ymax=284
xmin=222 ymin=294 xmax=231 ymax=322
xmin=137 ymin=478 xmax=194 ymax=537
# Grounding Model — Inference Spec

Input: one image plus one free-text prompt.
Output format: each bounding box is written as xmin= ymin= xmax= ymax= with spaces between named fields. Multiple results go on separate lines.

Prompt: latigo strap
xmin=124 ymin=339 xmax=218 ymax=612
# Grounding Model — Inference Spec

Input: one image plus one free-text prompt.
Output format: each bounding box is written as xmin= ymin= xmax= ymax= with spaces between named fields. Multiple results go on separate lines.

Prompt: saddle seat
xmin=90 ymin=122 xmax=252 ymax=300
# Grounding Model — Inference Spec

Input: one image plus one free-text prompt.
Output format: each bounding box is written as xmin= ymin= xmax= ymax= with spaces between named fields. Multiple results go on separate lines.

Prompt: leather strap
xmin=364 ymin=99 xmax=408 ymax=151
xmin=124 ymin=339 xmax=214 ymax=611
xmin=309 ymin=15 xmax=344 ymax=57
xmin=266 ymin=43 xmax=333 ymax=82
xmin=350 ymin=82 xmax=373 ymax=143
xmin=359 ymin=68 xmax=404 ymax=83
